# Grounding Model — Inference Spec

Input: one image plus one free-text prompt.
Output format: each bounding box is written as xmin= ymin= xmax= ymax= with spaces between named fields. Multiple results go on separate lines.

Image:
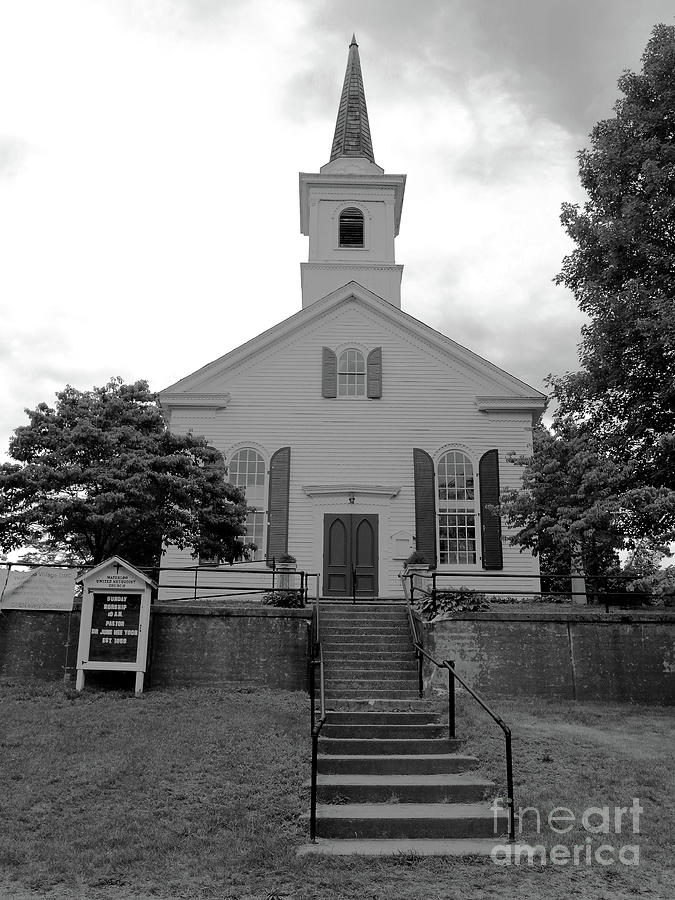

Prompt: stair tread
xmin=296 ymin=838 xmax=501 ymax=857
xmin=318 ymin=753 xmax=478 ymax=762
xmin=314 ymin=802 xmax=506 ymax=819
xmin=315 ymin=774 xmax=494 ymax=786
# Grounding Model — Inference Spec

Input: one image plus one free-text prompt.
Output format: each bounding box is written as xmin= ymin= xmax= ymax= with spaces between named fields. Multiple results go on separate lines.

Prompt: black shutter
xmin=266 ymin=447 xmax=291 ymax=564
xmin=413 ymin=448 xmax=436 ymax=568
xmin=479 ymin=449 xmax=503 ymax=570
xmin=322 ymin=347 xmax=337 ymax=398
xmin=366 ymin=347 xmax=382 ymax=399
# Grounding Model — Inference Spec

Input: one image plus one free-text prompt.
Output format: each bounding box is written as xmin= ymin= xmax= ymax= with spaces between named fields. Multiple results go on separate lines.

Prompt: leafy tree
xmin=503 ymin=25 xmax=675 ymax=573
xmin=552 ymin=23 xmax=675 ymax=539
xmin=0 ymin=378 xmax=249 ymax=568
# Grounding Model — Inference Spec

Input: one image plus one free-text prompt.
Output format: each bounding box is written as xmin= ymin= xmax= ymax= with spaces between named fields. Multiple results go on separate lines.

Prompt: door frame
xmin=322 ymin=512 xmax=379 ymax=598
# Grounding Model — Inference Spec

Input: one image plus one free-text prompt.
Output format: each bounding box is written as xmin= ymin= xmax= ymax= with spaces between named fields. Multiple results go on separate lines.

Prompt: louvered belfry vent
xmin=339 ymin=208 xmax=364 ymax=247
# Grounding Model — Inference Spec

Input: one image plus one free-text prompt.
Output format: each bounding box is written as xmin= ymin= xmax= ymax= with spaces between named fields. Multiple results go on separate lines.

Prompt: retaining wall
xmin=421 ymin=610 xmax=675 ymax=705
xmin=2 ymin=605 xmax=673 ymax=703
xmin=0 ymin=604 xmax=312 ymax=691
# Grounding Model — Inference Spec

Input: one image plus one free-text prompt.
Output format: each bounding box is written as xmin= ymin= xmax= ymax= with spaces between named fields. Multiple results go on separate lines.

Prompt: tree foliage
xmin=502 ymin=25 xmax=675 ymax=571
xmin=0 ymin=378 xmax=249 ymax=568
xmin=501 ymin=423 xmax=674 ymax=577
xmin=555 ymin=24 xmax=675 ymax=491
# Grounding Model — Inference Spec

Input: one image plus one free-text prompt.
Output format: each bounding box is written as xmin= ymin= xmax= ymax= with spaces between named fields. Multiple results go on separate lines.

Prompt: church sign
xmin=76 ymin=557 xmax=156 ymax=693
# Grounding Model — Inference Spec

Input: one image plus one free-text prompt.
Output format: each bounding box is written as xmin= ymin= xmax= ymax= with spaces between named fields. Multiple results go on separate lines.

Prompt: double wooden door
xmin=323 ymin=513 xmax=378 ymax=598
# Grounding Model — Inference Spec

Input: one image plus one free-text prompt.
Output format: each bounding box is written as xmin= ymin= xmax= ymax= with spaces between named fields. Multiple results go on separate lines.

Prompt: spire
xmin=329 ymin=35 xmax=375 ymax=163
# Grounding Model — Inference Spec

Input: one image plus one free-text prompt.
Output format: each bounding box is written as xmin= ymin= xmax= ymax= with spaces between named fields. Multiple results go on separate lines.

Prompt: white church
xmin=158 ymin=37 xmax=545 ymax=600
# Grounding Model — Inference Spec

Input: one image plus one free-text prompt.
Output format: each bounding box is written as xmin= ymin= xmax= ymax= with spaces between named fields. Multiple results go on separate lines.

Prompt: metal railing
xmin=308 ymin=595 xmax=326 ymax=842
xmin=403 ymin=568 xmax=670 ymax=614
xmin=407 ymin=603 xmax=515 ymax=843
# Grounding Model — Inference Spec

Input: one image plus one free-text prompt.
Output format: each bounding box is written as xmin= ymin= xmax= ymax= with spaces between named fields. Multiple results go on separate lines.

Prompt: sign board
xmin=0 ymin=566 xmax=76 ymax=611
xmin=89 ymin=593 xmax=142 ymax=662
xmin=75 ymin=557 xmax=156 ymax=693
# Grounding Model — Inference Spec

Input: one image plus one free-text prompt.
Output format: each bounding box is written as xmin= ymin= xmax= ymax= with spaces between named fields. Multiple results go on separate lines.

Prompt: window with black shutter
xmin=339 ymin=208 xmax=364 ymax=247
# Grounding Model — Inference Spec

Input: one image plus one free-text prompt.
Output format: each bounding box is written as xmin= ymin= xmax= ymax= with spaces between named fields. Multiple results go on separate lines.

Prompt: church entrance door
xmin=323 ymin=513 xmax=378 ymax=598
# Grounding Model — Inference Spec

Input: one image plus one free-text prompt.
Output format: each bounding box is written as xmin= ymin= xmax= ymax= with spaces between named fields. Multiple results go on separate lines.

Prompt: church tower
xmin=299 ymin=36 xmax=406 ymax=308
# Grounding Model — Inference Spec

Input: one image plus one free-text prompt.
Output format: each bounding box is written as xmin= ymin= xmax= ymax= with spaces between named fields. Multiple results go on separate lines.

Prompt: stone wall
xmin=3 ymin=604 xmax=673 ymax=704
xmin=421 ymin=610 xmax=675 ymax=705
xmin=149 ymin=604 xmax=312 ymax=689
xmin=0 ymin=604 xmax=312 ymax=691
xmin=0 ymin=609 xmax=78 ymax=680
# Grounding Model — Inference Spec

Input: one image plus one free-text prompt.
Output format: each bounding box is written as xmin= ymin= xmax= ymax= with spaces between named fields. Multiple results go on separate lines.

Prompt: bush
xmin=404 ymin=551 xmax=428 ymax=566
xmin=262 ymin=589 xmax=305 ymax=608
xmin=415 ymin=587 xmax=490 ymax=620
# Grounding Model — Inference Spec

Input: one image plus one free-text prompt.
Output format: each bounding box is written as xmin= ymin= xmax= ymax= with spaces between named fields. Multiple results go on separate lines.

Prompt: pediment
xmin=160 ymin=282 xmax=546 ymax=410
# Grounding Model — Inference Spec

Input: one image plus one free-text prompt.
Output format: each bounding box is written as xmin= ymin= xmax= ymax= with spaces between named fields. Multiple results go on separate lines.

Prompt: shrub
xmin=276 ymin=553 xmax=296 ymax=564
xmin=415 ymin=587 xmax=490 ymax=620
xmin=404 ymin=551 xmax=428 ymax=566
xmin=262 ymin=589 xmax=305 ymax=608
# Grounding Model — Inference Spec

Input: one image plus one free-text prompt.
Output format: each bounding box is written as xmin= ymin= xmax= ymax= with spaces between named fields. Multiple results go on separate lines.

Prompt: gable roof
xmin=77 ymin=555 xmax=157 ymax=588
xmin=160 ymin=282 xmax=547 ymax=412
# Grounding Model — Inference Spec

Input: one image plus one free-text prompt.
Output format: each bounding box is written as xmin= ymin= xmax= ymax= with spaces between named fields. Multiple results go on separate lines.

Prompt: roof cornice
xmin=475 ymin=395 xmax=547 ymax=413
xmin=159 ymin=392 xmax=231 ymax=410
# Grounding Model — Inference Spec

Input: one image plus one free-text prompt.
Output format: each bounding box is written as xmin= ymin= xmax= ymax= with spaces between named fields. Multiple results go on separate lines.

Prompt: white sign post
xmin=76 ymin=556 xmax=156 ymax=693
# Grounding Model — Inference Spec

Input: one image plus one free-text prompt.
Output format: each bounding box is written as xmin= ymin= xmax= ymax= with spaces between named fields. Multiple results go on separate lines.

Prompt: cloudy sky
xmin=1 ymin=0 xmax=673 ymax=452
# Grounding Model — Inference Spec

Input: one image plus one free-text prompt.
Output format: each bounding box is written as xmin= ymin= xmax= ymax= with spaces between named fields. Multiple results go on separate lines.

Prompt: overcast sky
xmin=1 ymin=0 xmax=673 ymax=453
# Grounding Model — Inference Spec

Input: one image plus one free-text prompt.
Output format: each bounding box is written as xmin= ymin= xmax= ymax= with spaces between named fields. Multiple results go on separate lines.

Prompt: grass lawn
xmin=1 ymin=680 xmax=673 ymax=900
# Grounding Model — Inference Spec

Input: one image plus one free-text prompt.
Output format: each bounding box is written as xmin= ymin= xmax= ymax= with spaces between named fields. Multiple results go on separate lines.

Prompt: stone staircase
xmin=299 ymin=601 xmax=508 ymax=856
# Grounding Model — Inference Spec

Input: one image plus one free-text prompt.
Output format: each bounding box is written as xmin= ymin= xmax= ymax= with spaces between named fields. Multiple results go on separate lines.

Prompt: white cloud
xmin=0 ymin=0 xmax=663 ymax=458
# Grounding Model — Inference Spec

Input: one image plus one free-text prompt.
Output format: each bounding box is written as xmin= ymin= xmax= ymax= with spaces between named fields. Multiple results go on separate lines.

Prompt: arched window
xmin=437 ymin=451 xmax=477 ymax=566
xmin=338 ymin=348 xmax=366 ymax=396
xmin=228 ymin=448 xmax=266 ymax=561
xmin=339 ymin=207 xmax=364 ymax=247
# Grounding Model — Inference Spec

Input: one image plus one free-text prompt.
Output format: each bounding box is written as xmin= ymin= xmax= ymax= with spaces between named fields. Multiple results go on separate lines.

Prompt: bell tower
xmin=299 ymin=36 xmax=406 ymax=308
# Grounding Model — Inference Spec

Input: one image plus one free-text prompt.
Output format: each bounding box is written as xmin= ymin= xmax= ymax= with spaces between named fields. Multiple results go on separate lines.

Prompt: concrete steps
xmin=313 ymin=802 xmax=507 ymax=840
xmin=297 ymin=838 xmax=501 ymax=857
xmin=322 ymin=723 xmax=446 ymax=739
xmin=316 ymin=772 xmax=494 ymax=803
xmin=325 ymin=689 xmax=420 ymax=701
xmin=318 ymin=752 xmax=479 ymax=775
xmin=320 ymin=737 xmax=462 ymax=755
xmin=301 ymin=601 xmax=505 ymax=856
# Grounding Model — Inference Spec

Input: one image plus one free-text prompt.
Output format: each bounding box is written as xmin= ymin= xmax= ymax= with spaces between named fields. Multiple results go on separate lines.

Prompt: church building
xmin=158 ymin=37 xmax=546 ymax=600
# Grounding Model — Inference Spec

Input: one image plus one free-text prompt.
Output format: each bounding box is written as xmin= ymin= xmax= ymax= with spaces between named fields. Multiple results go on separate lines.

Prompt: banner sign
xmin=0 ymin=566 xmax=76 ymax=611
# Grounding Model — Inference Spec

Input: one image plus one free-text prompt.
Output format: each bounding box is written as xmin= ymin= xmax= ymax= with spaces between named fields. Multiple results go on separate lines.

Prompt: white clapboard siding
xmin=159 ymin=296 xmax=541 ymax=599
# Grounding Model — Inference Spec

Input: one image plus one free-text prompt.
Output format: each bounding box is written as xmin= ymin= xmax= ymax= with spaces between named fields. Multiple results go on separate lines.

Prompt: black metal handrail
xmin=309 ymin=596 xmax=326 ymax=842
xmin=406 ymin=603 xmax=515 ymax=843
xmin=402 ymin=568 xmax=670 ymax=612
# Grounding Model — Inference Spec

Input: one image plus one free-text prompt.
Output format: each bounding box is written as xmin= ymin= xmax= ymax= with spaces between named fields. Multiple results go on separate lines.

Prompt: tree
xmin=552 ymin=23 xmax=675 ymax=542
xmin=502 ymin=25 xmax=675 ymax=570
xmin=0 ymin=378 xmax=250 ymax=568
xmin=501 ymin=422 xmax=672 ymax=580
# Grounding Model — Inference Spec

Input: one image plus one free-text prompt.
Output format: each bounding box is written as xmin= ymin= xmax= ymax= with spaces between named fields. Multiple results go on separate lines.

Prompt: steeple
xmin=299 ymin=37 xmax=406 ymax=308
xmin=329 ymin=34 xmax=375 ymax=164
